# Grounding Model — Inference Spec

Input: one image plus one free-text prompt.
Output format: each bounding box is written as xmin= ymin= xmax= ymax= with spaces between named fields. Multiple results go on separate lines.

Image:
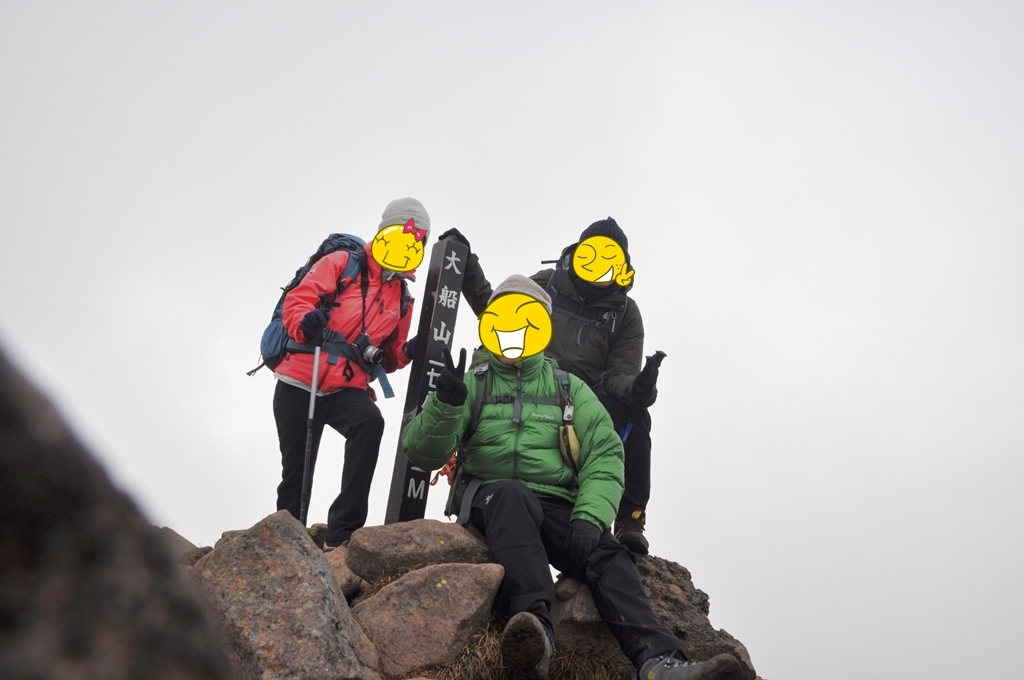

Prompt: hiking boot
xmin=615 ymin=509 xmax=650 ymax=555
xmin=501 ymin=612 xmax=553 ymax=680
xmin=638 ymin=652 xmax=745 ymax=680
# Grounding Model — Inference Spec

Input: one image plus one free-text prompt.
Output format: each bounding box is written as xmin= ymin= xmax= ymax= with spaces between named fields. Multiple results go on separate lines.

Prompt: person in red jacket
xmin=273 ymin=197 xmax=428 ymax=548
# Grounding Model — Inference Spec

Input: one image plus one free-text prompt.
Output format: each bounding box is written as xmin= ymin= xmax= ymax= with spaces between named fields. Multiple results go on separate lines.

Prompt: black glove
xmin=435 ymin=347 xmax=468 ymax=406
xmin=566 ymin=519 xmax=602 ymax=572
xmin=403 ymin=335 xmax=418 ymax=359
xmin=299 ymin=309 xmax=330 ymax=344
xmin=437 ymin=228 xmax=471 ymax=253
xmin=632 ymin=350 xmax=666 ymax=407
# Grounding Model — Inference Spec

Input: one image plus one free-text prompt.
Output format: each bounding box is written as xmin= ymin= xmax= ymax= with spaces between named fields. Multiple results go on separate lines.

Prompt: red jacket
xmin=274 ymin=243 xmax=414 ymax=397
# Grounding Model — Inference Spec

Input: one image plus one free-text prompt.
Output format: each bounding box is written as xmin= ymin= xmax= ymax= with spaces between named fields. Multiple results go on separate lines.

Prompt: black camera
xmin=353 ymin=333 xmax=384 ymax=365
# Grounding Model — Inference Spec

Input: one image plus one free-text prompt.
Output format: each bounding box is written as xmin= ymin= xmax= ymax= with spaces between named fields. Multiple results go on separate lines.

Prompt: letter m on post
xmin=407 ymin=478 xmax=425 ymax=500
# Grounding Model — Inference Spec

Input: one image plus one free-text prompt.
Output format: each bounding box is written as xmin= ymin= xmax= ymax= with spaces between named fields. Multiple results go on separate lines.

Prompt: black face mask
xmin=568 ymin=267 xmax=618 ymax=305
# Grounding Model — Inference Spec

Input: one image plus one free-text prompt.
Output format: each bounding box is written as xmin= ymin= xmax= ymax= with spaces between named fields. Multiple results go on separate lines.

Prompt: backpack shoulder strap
xmin=545 ymin=269 xmax=559 ymax=303
xmin=551 ymin=363 xmax=581 ymax=477
xmin=336 ymin=246 xmax=366 ymax=291
xmin=605 ymin=296 xmax=629 ymax=347
xmin=552 ymin=367 xmax=573 ymax=424
xmin=399 ymin=278 xmax=413 ymax=318
xmin=470 ymin=362 xmax=492 ymax=432
xmin=455 ymin=360 xmax=492 ymax=449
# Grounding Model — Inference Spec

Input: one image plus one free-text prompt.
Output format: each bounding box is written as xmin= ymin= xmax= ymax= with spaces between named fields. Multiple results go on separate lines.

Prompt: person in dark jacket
xmin=438 ymin=218 xmax=664 ymax=555
xmin=402 ymin=275 xmax=741 ymax=680
xmin=273 ymin=197 xmax=426 ymax=548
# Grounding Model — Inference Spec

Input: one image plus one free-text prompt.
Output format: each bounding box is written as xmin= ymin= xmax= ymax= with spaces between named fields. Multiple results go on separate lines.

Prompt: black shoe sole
xmin=501 ymin=613 xmax=549 ymax=680
xmin=700 ymin=654 xmax=746 ymax=680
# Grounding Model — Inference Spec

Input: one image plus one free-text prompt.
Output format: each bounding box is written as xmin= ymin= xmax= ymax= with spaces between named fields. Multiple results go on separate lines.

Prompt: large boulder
xmin=190 ymin=510 xmax=379 ymax=680
xmin=638 ymin=555 xmax=756 ymax=679
xmin=352 ymin=562 xmax=504 ymax=678
xmin=550 ymin=555 xmax=757 ymax=680
xmin=0 ymin=346 xmax=236 ymax=679
xmin=346 ymin=519 xmax=489 ymax=582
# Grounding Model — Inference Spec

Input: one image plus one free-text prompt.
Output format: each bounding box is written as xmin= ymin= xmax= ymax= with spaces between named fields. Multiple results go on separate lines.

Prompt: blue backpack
xmin=247 ymin=234 xmax=368 ymax=377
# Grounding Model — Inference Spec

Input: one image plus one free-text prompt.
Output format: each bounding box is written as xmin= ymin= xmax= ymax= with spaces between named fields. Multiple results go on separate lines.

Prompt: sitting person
xmin=401 ymin=274 xmax=741 ymax=680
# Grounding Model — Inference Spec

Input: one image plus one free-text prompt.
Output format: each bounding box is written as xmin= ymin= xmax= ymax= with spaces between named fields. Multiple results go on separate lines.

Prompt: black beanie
xmin=579 ymin=217 xmax=628 ymax=254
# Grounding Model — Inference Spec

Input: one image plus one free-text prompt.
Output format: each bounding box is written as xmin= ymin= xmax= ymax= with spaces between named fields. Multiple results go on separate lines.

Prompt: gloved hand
xmin=299 ymin=308 xmax=330 ymax=344
xmin=435 ymin=347 xmax=468 ymax=406
xmin=437 ymin=228 xmax=472 ymax=253
xmin=403 ymin=335 xmax=418 ymax=359
xmin=632 ymin=350 xmax=666 ymax=408
xmin=566 ymin=519 xmax=602 ymax=572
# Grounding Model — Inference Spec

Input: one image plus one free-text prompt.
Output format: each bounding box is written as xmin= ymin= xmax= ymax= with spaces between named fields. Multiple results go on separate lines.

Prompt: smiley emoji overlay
xmin=371 ymin=197 xmax=430 ymax=272
xmin=479 ymin=275 xmax=553 ymax=360
xmin=572 ymin=217 xmax=635 ymax=287
xmin=572 ymin=235 xmax=635 ymax=287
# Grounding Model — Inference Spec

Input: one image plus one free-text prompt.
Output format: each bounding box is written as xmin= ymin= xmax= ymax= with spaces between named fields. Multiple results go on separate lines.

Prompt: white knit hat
xmin=487 ymin=274 xmax=553 ymax=314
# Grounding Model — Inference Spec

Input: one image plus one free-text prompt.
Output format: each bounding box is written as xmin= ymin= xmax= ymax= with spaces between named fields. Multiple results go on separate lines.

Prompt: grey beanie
xmin=379 ymin=197 xmax=430 ymax=235
xmin=487 ymin=274 xmax=552 ymax=314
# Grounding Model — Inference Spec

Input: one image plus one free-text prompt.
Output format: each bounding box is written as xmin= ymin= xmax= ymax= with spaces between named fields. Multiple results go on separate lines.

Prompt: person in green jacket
xmin=401 ymin=275 xmax=742 ymax=680
xmin=438 ymin=218 xmax=664 ymax=555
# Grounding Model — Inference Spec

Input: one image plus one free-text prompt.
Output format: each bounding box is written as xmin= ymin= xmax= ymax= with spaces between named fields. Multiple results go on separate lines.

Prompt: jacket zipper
xmin=511 ymin=364 xmax=523 ymax=479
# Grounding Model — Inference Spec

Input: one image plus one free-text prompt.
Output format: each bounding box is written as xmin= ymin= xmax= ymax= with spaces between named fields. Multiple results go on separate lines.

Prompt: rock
xmin=156 ymin=527 xmax=212 ymax=568
xmin=214 ymin=529 xmax=246 ymax=548
xmin=326 ymin=544 xmax=366 ymax=601
xmin=352 ymin=562 xmax=504 ymax=678
xmin=157 ymin=525 xmax=198 ymax=556
xmin=0 ymin=345 xmax=236 ymax=679
xmin=309 ymin=522 xmax=328 ymax=549
xmin=347 ymin=519 xmax=490 ymax=582
xmin=638 ymin=555 xmax=757 ymax=680
xmin=190 ymin=510 xmax=379 ymax=680
xmin=549 ymin=555 xmax=759 ymax=680
xmin=551 ymin=577 xmax=634 ymax=675
xmin=181 ymin=545 xmax=214 ymax=567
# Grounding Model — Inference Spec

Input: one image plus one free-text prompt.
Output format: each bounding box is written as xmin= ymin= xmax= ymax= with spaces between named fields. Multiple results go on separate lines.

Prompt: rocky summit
xmin=0 ymin=344 xmax=761 ymax=680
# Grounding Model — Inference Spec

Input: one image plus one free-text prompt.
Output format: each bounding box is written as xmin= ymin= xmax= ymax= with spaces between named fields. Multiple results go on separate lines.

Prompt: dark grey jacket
xmin=461 ymin=245 xmax=644 ymax=405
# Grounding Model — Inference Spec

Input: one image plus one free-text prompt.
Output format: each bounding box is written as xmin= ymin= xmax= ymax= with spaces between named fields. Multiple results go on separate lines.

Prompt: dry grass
xmin=404 ymin=620 xmax=634 ymax=680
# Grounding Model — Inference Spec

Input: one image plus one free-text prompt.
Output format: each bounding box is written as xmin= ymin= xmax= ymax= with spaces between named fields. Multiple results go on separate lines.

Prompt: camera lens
xmin=364 ymin=345 xmax=384 ymax=365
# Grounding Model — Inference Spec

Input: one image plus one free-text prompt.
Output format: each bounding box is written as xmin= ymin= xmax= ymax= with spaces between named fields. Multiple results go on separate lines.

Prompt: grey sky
xmin=2 ymin=3 xmax=1021 ymax=678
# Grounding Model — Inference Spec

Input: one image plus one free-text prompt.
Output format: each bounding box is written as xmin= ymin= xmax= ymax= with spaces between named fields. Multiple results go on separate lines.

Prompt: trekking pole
xmin=299 ymin=292 xmax=330 ymax=527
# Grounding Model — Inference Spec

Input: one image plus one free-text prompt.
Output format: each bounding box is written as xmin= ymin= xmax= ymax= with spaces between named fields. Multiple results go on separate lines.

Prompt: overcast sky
xmin=2 ymin=3 xmax=1022 ymax=679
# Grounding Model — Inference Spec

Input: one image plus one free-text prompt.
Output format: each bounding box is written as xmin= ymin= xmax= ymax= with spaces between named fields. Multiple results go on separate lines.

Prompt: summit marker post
xmin=384 ymin=236 xmax=468 ymax=523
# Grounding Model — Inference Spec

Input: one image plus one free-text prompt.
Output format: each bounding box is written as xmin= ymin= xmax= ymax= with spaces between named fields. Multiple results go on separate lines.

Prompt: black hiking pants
xmin=597 ymin=394 xmax=652 ymax=521
xmin=467 ymin=480 xmax=686 ymax=668
xmin=273 ymin=381 xmax=385 ymax=546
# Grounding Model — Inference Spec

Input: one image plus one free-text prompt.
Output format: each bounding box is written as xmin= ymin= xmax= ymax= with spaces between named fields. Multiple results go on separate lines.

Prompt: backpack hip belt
xmin=283 ymin=330 xmax=394 ymax=398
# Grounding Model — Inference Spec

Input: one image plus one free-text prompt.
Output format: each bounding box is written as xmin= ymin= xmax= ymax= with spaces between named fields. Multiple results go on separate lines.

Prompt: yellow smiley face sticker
xmin=479 ymin=293 xmax=553 ymax=360
xmin=371 ymin=219 xmax=428 ymax=272
xmin=572 ymin=235 xmax=635 ymax=287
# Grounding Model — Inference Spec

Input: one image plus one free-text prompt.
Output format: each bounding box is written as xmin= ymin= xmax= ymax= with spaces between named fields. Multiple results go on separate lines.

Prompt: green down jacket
xmin=461 ymin=244 xmax=645 ymax=405
xmin=401 ymin=351 xmax=625 ymax=531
